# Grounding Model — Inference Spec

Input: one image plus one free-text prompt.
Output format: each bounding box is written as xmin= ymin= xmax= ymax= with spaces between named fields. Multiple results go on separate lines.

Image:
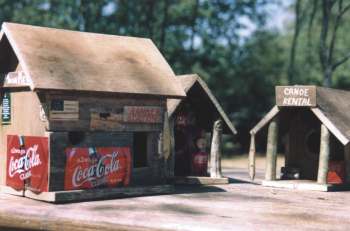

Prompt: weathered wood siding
xmin=0 ymin=91 xmax=47 ymax=185
xmin=45 ymin=93 xmax=164 ymax=132
xmin=46 ymin=93 xmax=167 ymax=191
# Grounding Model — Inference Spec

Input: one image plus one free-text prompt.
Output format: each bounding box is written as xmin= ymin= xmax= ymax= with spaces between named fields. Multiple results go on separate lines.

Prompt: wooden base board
xmin=23 ymin=185 xmax=175 ymax=203
xmin=174 ymin=176 xmax=229 ymax=185
xmin=262 ymin=180 xmax=350 ymax=192
xmin=0 ymin=185 xmax=24 ymax=196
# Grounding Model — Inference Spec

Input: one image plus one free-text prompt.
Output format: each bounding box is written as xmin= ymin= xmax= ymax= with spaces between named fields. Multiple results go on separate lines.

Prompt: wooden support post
xmin=345 ymin=145 xmax=350 ymax=184
xmin=210 ymin=119 xmax=223 ymax=178
xmin=265 ymin=117 xmax=279 ymax=181
xmin=168 ymin=117 xmax=176 ymax=178
xmin=317 ymin=124 xmax=330 ymax=184
xmin=162 ymin=112 xmax=172 ymax=178
xmin=248 ymin=134 xmax=256 ymax=180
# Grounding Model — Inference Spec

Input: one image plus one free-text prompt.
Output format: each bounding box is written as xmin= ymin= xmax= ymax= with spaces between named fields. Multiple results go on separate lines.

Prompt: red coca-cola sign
xmin=6 ymin=135 xmax=49 ymax=192
xmin=64 ymin=147 xmax=131 ymax=190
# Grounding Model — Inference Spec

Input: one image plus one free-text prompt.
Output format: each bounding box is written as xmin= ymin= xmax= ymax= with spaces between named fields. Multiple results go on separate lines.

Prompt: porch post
xmin=168 ymin=117 xmax=176 ymax=178
xmin=317 ymin=124 xmax=330 ymax=184
xmin=248 ymin=134 xmax=256 ymax=180
xmin=210 ymin=119 xmax=223 ymax=178
xmin=265 ymin=117 xmax=279 ymax=181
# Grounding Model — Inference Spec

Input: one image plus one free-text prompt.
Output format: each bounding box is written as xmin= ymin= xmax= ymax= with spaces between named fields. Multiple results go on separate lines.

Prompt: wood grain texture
xmin=265 ymin=117 xmax=279 ymax=181
xmin=250 ymin=105 xmax=279 ymax=135
xmin=248 ymin=134 xmax=256 ymax=180
xmin=45 ymin=93 xmax=165 ymax=132
xmin=276 ymin=86 xmax=316 ymax=107
xmin=210 ymin=120 xmax=223 ymax=178
xmin=2 ymin=22 xmax=186 ymax=98
xmin=317 ymin=124 xmax=330 ymax=184
xmin=174 ymin=176 xmax=229 ymax=185
xmin=24 ymin=185 xmax=175 ymax=203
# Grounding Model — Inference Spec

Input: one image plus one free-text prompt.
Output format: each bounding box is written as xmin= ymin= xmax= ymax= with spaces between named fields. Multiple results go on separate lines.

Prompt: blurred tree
xmin=319 ymin=0 xmax=350 ymax=87
xmin=288 ymin=0 xmax=350 ymax=87
xmin=0 ymin=0 xmax=303 ymax=151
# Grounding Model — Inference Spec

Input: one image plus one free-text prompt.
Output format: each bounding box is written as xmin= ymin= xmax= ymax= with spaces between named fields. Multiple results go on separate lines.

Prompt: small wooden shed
xmin=166 ymin=74 xmax=237 ymax=184
xmin=0 ymin=22 xmax=186 ymax=202
xmin=249 ymin=85 xmax=350 ymax=191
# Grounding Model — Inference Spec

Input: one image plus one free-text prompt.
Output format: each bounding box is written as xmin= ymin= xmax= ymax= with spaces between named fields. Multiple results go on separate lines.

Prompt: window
xmin=133 ymin=132 xmax=148 ymax=168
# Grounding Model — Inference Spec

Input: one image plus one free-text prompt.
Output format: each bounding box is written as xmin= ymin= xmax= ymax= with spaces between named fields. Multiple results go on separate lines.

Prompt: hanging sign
xmin=64 ymin=147 xmax=131 ymax=190
xmin=6 ymin=135 xmax=49 ymax=192
xmin=276 ymin=86 xmax=316 ymax=107
xmin=2 ymin=92 xmax=11 ymax=124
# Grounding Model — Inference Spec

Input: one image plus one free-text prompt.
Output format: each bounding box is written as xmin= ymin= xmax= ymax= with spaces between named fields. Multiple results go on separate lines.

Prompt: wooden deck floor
xmin=0 ymin=166 xmax=350 ymax=230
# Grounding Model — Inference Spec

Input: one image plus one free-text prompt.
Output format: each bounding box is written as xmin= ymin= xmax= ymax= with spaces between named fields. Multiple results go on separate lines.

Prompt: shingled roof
xmin=251 ymin=86 xmax=350 ymax=145
xmin=0 ymin=22 xmax=186 ymax=98
xmin=167 ymin=74 xmax=237 ymax=135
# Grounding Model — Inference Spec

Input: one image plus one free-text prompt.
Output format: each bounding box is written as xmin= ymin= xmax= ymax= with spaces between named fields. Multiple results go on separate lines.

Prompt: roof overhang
xmin=168 ymin=74 xmax=237 ymax=135
xmin=251 ymin=85 xmax=350 ymax=146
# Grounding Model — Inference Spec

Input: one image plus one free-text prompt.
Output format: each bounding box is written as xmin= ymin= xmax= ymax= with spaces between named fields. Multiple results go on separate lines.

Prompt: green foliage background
xmin=0 ymin=0 xmax=349 ymax=153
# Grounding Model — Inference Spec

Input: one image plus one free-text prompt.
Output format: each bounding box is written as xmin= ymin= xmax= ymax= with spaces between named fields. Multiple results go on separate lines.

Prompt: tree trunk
xmin=287 ymin=0 xmax=302 ymax=84
xmin=210 ymin=119 xmax=223 ymax=178
xmin=159 ymin=0 xmax=169 ymax=51
xmin=323 ymin=67 xmax=332 ymax=87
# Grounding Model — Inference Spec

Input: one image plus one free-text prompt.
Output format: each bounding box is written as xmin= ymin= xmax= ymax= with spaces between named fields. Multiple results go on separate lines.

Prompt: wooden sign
xmin=49 ymin=99 xmax=79 ymax=120
xmin=124 ymin=106 xmax=162 ymax=123
xmin=2 ymin=92 xmax=11 ymax=124
xmin=276 ymin=86 xmax=316 ymax=107
xmin=4 ymin=71 xmax=31 ymax=86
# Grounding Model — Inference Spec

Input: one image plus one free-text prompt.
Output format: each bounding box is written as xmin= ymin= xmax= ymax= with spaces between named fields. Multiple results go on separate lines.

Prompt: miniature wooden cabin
xmin=249 ymin=85 xmax=350 ymax=191
xmin=0 ymin=22 xmax=186 ymax=201
xmin=166 ymin=74 xmax=237 ymax=183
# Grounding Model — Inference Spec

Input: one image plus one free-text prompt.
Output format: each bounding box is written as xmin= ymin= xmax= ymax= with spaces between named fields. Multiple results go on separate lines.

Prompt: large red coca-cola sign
xmin=64 ymin=147 xmax=131 ymax=190
xmin=6 ymin=135 xmax=49 ymax=192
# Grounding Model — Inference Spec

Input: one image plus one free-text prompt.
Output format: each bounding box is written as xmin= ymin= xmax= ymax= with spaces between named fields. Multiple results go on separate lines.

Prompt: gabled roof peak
xmin=0 ymin=22 xmax=186 ymax=98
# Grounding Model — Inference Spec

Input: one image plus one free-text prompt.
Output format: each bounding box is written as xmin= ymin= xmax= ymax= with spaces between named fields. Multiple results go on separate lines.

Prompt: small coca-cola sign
xmin=64 ymin=147 xmax=131 ymax=190
xmin=6 ymin=135 xmax=49 ymax=192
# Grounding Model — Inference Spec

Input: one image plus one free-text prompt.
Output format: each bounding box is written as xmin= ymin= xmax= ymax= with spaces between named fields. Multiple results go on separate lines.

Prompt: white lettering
xmin=8 ymin=145 xmax=42 ymax=179
xmin=72 ymin=152 xmax=120 ymax=187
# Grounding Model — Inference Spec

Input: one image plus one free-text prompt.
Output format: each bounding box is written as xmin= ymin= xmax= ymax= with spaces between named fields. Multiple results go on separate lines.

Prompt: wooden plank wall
xmin=0 ymin=91 xmax=47 ymax=185
xmin=46 ymin=93 xmax=167 ymax=191
xmin=45 ymin=93 xmax=164 ymax=132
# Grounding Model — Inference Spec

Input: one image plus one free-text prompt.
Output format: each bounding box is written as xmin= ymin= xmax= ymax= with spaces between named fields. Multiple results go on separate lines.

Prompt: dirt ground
xmin=1 ymin=155 xmax=350 ymax=231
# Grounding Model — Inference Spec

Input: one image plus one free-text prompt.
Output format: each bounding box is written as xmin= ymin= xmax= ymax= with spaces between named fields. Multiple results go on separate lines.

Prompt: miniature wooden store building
xmin=0 ymin=22 xmax=186 ymax=202
xmin=249 ymin=85 xmax=350 ymax=191
xmin=166 ymin=74 xmax=237 ymax=184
